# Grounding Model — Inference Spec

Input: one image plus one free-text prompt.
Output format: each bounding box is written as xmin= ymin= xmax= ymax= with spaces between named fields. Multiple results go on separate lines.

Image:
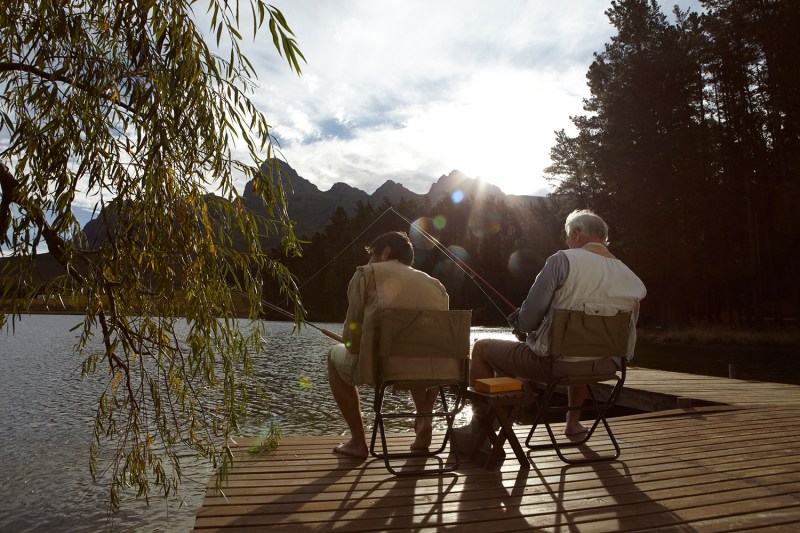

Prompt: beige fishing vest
xmin=342 ymin=260 xmax=448 ymax=385
xmin=529 ymin=247 xmax=647 ymax=360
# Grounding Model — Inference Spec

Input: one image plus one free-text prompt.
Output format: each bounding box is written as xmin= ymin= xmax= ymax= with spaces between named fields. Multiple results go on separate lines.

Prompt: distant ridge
xmin=243 ymin=159 xmax=541 ymax=239
xmin=427 ymin=169 xmax=507 ymax=205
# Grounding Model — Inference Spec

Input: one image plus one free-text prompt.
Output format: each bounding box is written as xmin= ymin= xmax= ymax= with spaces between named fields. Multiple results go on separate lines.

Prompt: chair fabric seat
xmin=370 ymin=308 xmax=472 ymax=475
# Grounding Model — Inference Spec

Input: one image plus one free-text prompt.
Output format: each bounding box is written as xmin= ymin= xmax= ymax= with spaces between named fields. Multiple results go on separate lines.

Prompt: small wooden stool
xmin=463 ymin=386 xmax=536 ymax=469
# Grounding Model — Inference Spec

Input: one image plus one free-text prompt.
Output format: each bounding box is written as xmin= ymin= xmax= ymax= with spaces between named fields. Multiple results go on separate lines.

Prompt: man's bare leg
xmin=328 ymin=357 xmax=368 ymax=458
xmin=469 ymin=339 xmax=495 ymax=385
xmin=464 ymin=339 xmax=496 ymax=426
xmin=409 ymin=386 xmax=438 ymax=450
xmin=565 ymin=384 xmax=589 ymax=436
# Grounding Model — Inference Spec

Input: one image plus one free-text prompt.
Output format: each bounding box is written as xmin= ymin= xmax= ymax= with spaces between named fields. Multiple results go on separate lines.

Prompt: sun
xmin=395 ymin=68 xmax=580 ymax=197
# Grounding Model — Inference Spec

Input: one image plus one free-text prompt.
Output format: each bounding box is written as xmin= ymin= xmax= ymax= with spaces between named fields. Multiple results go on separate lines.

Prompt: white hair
xmin=565 ymin=209 xmax=609 ymax=243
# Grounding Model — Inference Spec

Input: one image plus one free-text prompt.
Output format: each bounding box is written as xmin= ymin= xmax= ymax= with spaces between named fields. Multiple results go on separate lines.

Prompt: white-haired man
xmin=468 ymin=209 xmax=646 ymax=436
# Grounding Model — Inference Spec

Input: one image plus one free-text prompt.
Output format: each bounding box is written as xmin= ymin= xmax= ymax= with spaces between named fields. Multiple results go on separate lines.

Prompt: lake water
xmin=0 ymin=314 xmax=510 ymax=532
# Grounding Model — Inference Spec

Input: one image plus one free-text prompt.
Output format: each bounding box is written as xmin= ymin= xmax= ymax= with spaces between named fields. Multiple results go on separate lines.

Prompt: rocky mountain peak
xmin=427 ymin=169 xmax=506 ymax=204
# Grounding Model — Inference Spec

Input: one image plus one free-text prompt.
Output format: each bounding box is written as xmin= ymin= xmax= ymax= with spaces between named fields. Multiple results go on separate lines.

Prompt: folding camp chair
xmin=369 ymin=308 xmax=472 ymax=475
xmin=525 ymin=308 xmax=632 ymax=464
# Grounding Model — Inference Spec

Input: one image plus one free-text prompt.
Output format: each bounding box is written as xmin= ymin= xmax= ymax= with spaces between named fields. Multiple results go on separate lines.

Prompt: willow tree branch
xmin=0 ymin=61 xmax=135 ymax=113
xmin=0 ymin=161 xmax=91 ymax=284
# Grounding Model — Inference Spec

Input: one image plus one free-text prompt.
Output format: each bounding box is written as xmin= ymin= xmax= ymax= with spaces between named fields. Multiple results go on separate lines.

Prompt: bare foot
xmin=411 ymin=418 xmax=432 ymax=450
xmin=332 ymin=439 xmax=368 ymax=459
xmin=564 ymin=422 xmax=588 ymax=438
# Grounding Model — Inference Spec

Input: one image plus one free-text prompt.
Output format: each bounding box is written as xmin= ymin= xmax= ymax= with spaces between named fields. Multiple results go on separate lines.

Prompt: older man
xmin=328 ymin=231 xmax=449 ymax=458
xmin=469 ymin=209 xmax=646 ymax=436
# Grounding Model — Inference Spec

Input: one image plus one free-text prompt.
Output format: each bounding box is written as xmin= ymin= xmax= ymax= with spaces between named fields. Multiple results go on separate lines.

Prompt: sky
xmin=231 ymin=0 xmax=702 ymax=198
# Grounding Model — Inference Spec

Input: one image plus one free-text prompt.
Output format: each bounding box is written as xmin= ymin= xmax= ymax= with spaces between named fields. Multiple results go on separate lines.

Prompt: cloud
xmin=2 ymin=0 xmax=705 ymax=227
xmin=193 ymin=0 xmax=701 ymax=197
xmin=239 ymin=0 xmax=624 ymax=196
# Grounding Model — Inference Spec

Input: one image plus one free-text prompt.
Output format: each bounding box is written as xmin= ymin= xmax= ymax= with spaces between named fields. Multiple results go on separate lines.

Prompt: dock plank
xmin=622 ymin=368 xmax=800 ymax=408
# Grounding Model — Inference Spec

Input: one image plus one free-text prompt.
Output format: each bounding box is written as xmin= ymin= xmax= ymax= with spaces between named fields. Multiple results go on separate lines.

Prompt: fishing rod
xmin=386 ymin=207 xmax=517 ymax=317
xmin=260 ymin=299 xmax=343 ymax=343
xmin=259 ymin=205 xmax=518 ymax=343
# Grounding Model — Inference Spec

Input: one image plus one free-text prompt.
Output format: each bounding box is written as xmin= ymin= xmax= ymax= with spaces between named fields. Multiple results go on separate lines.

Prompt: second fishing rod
xmin=258 ymin=206 xmax=519 ymax=342
xmin=387 ymin=207 xmax=518 ymax=319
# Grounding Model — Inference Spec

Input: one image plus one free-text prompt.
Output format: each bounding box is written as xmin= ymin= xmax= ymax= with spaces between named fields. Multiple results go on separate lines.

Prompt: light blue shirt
xmin=509 ymin=251 xmax=569 ymax=333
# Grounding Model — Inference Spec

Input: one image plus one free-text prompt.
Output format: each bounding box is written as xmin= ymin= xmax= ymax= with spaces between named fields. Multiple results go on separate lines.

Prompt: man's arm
xmin=513 ymin=251 xmax=569 ymax=333
xmin=342 ymin=269 xmax=366 ymax=353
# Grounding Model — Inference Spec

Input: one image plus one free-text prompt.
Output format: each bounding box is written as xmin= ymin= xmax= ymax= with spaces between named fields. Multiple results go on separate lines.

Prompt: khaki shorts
xmin=329 ymin=343 xmax=358 ymax=386
xmin=476 ymin=339 xmax=620 ymax=382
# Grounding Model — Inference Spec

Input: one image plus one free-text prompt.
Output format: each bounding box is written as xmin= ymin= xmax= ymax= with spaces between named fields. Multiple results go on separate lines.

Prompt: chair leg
xmin=370 ymin=383 xmax=461 ymax=475
xmin=526 ymin=379 xmax=623 ymax=464
xmin=369 ymin=384 xmax=388 ymax=459
xmin=525 ymin=381 xmax=557 ymax=449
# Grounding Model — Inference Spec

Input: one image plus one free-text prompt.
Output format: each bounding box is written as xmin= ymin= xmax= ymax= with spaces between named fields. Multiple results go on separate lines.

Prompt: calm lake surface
xmin=0 ymin=314 xmax=508 ymax=532
xmin=2 ymin=315 xmax=798 ymax=532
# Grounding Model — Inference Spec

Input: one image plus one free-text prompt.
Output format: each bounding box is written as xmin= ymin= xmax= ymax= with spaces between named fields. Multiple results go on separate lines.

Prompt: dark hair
xmin=366 ymin=231 xmax=414 ymax=265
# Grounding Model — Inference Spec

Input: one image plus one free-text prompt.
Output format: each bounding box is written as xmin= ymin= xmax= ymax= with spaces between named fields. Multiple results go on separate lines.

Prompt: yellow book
xmin=474 ymin=377 xmax=523 ymax=393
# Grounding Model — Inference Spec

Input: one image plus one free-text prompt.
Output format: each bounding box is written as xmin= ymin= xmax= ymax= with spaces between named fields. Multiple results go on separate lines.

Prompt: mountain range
xmin=243 ymin=159 xmax=541 ymax=239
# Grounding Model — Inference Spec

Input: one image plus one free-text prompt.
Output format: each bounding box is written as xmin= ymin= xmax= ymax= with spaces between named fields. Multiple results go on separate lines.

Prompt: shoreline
xmin=6 ymin=308 xmax=797 ymax=348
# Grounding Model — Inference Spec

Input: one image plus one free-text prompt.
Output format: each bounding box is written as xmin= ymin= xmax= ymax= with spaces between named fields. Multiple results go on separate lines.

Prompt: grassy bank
xmin=638 ymin=325 xmax=799 ymax=348
xmin=636 ymin=324 xmax=800 ymax=385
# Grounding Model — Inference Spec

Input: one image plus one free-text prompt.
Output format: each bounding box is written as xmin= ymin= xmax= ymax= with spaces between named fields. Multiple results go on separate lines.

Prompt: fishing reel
xmin=507 ymin=308 xmax=527 ymax=343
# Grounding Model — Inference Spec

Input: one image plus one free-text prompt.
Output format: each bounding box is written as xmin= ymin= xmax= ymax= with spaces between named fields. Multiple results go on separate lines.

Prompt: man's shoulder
xmin=545 ymin=249 xmax=570 ymax=269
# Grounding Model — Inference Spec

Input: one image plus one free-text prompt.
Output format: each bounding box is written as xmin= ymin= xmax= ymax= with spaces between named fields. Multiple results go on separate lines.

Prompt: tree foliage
xmin=545 ymin=0 xmax=799 ymax=328
xmin=1 ymin=0 xmax=305 ymax=509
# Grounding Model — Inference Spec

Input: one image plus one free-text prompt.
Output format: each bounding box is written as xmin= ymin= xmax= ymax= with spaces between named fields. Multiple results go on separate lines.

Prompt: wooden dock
xmin=192 ymin=370 xmax=800 ymax=531
xmin=621 ymin=367 xmax=800 ymax=410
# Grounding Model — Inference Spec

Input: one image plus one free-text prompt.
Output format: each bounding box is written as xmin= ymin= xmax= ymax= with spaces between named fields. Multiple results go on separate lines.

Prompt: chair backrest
xmin=377 ymin=308 xmax=472 ymax=386
xmin=550 ymin=308 xmax=631 ymax=360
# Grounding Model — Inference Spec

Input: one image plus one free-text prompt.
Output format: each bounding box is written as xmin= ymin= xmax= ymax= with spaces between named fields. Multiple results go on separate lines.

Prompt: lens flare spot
xmin=434 ymin=259 xmax=465 ymax=291
xmin=409 ymin=217 xmax=437 ymax=250
xmin=433 ymin=214 xmax=447 ymax=230
xmin=298 ymin=376 xmax=312 ymax=390
xmin=447 ymin=245 xmax=469 ymax=264
xmin=507 ymin=249 xmax=538 ymax=280
xmin=451 ymin=190 xmax=465 ymax=204
xmin=467 ymin=206 xmax=501 ymax=239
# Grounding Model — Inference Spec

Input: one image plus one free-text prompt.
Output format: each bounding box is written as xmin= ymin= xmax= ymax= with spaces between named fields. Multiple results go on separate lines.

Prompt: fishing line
xmin=260 ymin=299 xmax=342 ymax=342
xmin=255 ymin=209 xmax=397 ymax=341
xmin=385 ymin=207 xmax=516 ymax=317
xmin=259 ymin=208 xmax=395 ymax=342
xmin=260 ymin=204 xmax=518 ymax=340
xmin=297 ymin=207 xmax=397 ymax=290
